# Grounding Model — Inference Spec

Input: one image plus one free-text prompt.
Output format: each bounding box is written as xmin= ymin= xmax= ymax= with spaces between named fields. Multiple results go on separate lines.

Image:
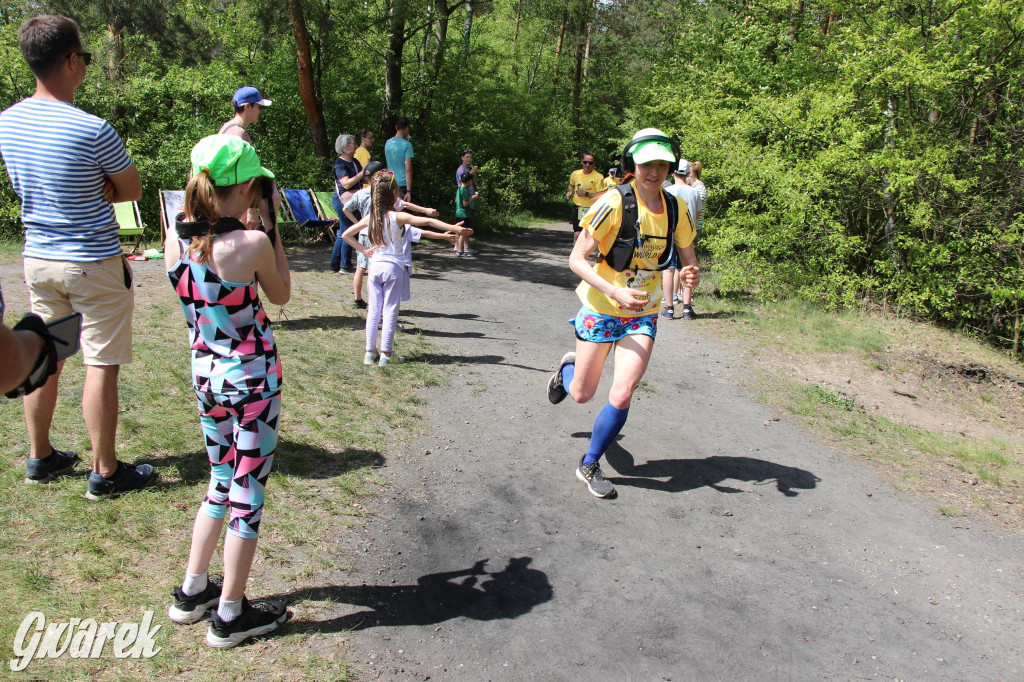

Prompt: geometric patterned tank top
xmin=167 ymin=236 xmax=282 ymax=396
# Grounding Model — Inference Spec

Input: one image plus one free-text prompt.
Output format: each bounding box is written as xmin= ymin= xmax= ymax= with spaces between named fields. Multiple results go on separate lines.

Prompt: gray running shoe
xmin=576 ymin=457 xmax=615 ymax=498
xmin=547 ymin=351 xmax=576 ymax=404
xmin=84 ymin=461 xmax=156 ymax=501
xmin=661 ymin=306 xmax=674 ymax=319
xmin=25 ymin=448 xmax=79 ymax=484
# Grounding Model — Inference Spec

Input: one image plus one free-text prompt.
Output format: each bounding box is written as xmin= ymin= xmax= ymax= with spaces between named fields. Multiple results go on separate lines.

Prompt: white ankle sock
xmin=181 ymin=571 xmax=208 ymax=597
xmin=218 ymin=597 xmax=243 ymax=622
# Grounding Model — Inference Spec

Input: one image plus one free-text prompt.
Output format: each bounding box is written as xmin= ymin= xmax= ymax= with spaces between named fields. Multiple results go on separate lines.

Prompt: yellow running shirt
xmin=576 ymin=183 xmax=695 ymax=317
xmin=569 ymin=169 xmax=604 ymax=208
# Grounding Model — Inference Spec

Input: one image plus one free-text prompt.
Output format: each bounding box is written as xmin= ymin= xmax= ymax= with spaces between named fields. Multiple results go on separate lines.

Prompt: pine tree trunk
xmin=459 ymin=0 xmax=474 ymax=73
xmin=286 ymin=0 xmax=329 ymax=157
xmin=570 ymin=11 xmax=587 ymax=146
xmin=382 ymin=0 xmax=407 ymax=135
xmin=511 ymin=0 xmax=523 ymax=77
xmin=553 ymin=12 xmax=566 ymax=85
xmin=419 ymin=0 xmax=451 ymax=125
xmin=107 ymin=23 xmax=125 ymax=122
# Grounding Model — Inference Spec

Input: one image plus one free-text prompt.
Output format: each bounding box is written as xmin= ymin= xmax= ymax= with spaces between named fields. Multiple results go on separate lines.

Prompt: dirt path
xmin=308 ymin=223 xmax=1022 ymax=681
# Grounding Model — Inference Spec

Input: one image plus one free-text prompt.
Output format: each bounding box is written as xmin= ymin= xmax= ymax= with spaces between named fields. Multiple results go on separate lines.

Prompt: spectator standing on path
xmin=344 ymin=163 xmax=440 ymax=308
xmin=329 ymin=133 xmax=365 ymax=274
xmin=454 ymin=173 xmax=479 ymax=257
xmin=565 ymin=152 xmax=605 ymax=243
xmin=669 ymin=159 xmax=704 ymax=319
xmin=384 ymin=117 xmax=415 ymax=202
xmin=454 ymin=149 xmax=479 ymax=255
xmin=661 ymin=159 xmax=702 ymax=319
xmin=0 ymin=14 xmax=155 ymax=497
xmin=691 ymin=160 xmax=707 ymax=235
xmin=547 ymin=128 xmax=698 ymax=499
xmin=355 ymin=128 xmax=373 ymax=188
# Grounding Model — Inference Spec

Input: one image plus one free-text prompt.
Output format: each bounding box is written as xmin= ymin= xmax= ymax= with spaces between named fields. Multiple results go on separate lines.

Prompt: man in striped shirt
xmin=0 ymin=14 xmax=155 ymax=499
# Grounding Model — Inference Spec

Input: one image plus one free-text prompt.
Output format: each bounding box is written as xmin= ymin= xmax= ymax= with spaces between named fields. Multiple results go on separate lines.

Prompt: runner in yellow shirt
xmin=565 ymin=152 xmax=606 ymax=242
xmin=603 ymin=166 xmax=621 ymax=190
xmin=547 ymin=128 xmax=699 ymax=499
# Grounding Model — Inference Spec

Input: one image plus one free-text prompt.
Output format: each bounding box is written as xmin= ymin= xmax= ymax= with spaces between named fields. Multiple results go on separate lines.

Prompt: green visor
xmin=631 ymin=139 xmax=676 ymax=165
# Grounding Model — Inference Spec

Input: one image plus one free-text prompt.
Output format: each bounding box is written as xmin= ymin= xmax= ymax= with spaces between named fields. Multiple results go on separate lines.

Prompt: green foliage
xmin=630 ymin=0 xmax=1024 ymax=358
xmin=0 ymin=0 xmax=1021 ymax=357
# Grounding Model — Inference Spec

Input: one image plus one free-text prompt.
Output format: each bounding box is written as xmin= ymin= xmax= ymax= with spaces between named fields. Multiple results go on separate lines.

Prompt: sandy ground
xmin=298 ymin=224 xmax=1022 ymax=681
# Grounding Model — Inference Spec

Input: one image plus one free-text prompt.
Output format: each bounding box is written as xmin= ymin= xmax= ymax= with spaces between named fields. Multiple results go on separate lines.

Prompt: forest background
xmin=0 ymin=0 xmax=1021 ymax=359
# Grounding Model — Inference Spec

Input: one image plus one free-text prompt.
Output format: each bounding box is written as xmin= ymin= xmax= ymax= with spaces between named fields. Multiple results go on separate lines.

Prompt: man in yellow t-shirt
xmin=354 ymin=128 xmax=374 ymax=188
xmin=565 ymin=152 xmax=606 ymax=242
xmin=576 ymin=181 xmax=696 ymax=317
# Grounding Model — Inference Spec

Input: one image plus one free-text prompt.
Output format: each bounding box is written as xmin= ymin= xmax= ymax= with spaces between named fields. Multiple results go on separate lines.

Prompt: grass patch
xmin=759 ymin=376 xmax=1024 ymax=488
xmin=0 ymin=248 xmax=439 ymax=679
xmin=939 ymin=505 xmax=966 ymax=518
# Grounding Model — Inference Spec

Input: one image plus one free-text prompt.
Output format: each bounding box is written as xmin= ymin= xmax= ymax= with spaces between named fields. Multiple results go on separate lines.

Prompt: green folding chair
xmin=113 ymin=201 xmax=144 ymax=254
xmin=314 ymin=191 xmax=340 ymax=221
xmin=312 ymin=191 xmax=341 ymax=241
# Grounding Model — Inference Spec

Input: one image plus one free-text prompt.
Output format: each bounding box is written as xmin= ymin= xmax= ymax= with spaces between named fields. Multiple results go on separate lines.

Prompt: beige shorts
xmin=24 ymin=255 xmax=134 ymax=366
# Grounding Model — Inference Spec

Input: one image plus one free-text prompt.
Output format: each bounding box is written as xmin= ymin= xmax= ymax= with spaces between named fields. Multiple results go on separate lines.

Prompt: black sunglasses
xmin=581 ymin=160 xmax=595 ymax=165
xmin=68 ymin=51 xmax=92 ymax=66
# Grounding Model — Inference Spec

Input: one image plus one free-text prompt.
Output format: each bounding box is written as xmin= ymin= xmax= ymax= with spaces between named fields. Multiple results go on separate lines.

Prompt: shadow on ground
xmin=570 ymin=435 xmax=821 ymax=496
xmin=277 ymin=557 xmax=551 ymax=633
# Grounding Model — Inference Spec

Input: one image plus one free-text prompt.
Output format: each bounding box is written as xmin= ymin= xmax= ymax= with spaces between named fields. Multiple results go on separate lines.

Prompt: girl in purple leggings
xmin=342 ymin=171 xmax=472 ymax=366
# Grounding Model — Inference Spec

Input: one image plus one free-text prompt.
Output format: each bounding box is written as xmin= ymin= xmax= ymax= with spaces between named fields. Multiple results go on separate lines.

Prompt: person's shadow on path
xmin=573 ymin=434 xmax=820 ymax=496
xmin=276 ymin=557 xmax=552 ymax=633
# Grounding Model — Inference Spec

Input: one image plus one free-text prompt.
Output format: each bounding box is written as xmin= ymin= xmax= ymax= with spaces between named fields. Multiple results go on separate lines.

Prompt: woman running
xmin=547 ymin=128 xmax=699 ymax=498
xmin=165 ymin=135 xmax=292 ymax=647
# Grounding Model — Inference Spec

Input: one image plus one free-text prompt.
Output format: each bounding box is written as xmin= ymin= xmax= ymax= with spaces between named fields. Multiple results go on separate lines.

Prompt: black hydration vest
xmin=597 ymin=183 xmax=679 ymax=272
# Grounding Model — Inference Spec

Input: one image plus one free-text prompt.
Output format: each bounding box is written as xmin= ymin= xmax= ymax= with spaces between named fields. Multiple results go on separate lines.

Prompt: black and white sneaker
xmin=168 ymin=577 xmax=223 ymax=624
xmin=576 ymin=457 xmax=616 ymax=498
xmin=682 ymin=306 xmax=699 ymax=320
xmin=206 ymin=597 xmax=290 ymax=648
xmin=547 ymin=351 xmax=576 ymax=404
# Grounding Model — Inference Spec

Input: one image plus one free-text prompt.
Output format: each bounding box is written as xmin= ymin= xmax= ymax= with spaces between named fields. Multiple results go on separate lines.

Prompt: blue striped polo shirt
xmin=0 ymin=98 xmax=133 ymax=261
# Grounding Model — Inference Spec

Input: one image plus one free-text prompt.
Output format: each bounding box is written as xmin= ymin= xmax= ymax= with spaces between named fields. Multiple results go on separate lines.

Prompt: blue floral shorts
xmin=570 ymin=306 xmax=658 ymax=343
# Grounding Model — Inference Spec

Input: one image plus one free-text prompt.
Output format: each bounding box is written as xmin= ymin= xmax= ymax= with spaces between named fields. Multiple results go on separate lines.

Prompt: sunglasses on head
xmin=68 ymin=51 xmax=91 ymax=66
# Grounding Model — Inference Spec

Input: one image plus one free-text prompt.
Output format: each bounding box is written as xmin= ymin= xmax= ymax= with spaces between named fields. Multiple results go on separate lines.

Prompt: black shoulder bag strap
xmin=600 ymin=184 xmax=639 ymax=272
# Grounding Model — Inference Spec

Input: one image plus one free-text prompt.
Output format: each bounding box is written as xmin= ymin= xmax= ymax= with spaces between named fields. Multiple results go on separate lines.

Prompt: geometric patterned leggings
xmin=196 ymin=389 xmax=280 ymax=540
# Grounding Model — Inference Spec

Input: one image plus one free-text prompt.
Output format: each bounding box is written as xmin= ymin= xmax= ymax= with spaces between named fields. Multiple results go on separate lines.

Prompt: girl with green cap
xmin=547 ymin=128 xmax=700 ymax=498
xmin=164 ymin=134 xmax=292 ymax=647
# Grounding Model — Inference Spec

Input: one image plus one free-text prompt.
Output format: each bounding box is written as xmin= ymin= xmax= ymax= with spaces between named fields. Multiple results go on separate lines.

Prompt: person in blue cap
xmin=219 ymin=86 xmax=275 ymax=229
xmin=219 ymin=86 xmax=271 ymax=145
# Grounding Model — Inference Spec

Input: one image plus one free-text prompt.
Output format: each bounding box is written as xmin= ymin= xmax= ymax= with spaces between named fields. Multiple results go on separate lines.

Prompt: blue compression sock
xmin=583 ymin=402 xmax=630 ymax=465
xmin=560 ymin=362 xmax=575 ymax=394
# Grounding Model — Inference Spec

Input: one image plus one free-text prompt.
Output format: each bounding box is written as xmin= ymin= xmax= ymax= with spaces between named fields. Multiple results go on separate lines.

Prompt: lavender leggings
xmin=366 ymin=258 xmax=404 ymax=353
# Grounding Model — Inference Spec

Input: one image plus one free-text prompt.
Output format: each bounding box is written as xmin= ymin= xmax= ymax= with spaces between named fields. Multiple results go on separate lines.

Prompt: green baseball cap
xmin=630 ymin=128 xmax=677 ymax=165
xmin=191 ymin=135 xmax=275 ymax=186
